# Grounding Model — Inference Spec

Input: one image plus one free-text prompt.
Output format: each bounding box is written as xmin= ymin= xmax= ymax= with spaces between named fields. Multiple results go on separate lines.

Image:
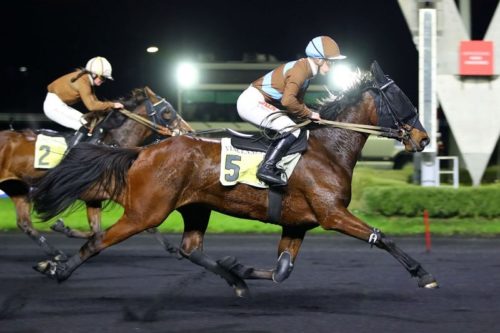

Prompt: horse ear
xmin=144 ymin=86 xmax=160 ymax=103
xmin=370 ymin=61 xmax=389 ymax=84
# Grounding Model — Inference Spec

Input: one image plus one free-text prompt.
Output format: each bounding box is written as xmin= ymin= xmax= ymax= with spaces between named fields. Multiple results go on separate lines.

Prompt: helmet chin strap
xmin=314 ymin=58 xmax=327 ymax=74
xmin=310 ymin=39 xmax=328 ymax=71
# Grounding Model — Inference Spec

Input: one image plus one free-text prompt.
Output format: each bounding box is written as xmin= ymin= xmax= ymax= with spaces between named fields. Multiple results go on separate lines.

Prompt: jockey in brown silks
xmin=237 ymin=36 xmax=346 ymax=186
xmin=43 ymin=56 xmax=124 ymax=149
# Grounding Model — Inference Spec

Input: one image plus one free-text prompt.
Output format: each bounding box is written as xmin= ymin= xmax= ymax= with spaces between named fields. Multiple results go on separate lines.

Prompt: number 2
xmin=38 ymin=145 xmax=51 ymax=166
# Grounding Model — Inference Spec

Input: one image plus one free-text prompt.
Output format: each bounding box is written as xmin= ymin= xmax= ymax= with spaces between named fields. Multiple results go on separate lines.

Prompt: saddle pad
xmin=34 ymin=134 xmax=68 ymax=169
xmin=219 ymin=138 xmax=301 ymax=188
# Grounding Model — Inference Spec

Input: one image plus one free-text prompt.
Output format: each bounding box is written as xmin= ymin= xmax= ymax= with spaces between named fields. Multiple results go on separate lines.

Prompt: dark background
xmin=1 ymin=0 xmax=498 ymax=115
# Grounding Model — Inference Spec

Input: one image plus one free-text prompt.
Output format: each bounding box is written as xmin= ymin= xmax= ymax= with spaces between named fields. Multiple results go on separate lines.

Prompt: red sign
xmin=459 ymin=41 xmax=494 ymax=76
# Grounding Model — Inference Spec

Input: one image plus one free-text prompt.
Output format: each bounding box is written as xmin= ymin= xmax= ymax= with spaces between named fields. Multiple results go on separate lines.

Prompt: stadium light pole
xmin=175 ymin=62 xmax=199 ymax=114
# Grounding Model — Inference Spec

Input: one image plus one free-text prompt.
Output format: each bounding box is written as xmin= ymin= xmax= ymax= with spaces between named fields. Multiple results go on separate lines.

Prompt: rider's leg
xmin=237 ymin=86 xmax=300 ymax=186
xmin=43 ymin=93 xmax=83 ymax=130
xmin=67 ymin=126 xmax=89 ymax=150
xmin=44 ymin=92 xmax=90 ymax=151
xmin=257 ymin=133 xmax=298 ymax=186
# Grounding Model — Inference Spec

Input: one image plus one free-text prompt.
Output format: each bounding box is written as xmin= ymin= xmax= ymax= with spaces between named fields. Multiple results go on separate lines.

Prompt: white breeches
xmin=43 ymin=93 xmax=86 ymax=130
xmin=237 ymin=86 xmax=300 ymax=138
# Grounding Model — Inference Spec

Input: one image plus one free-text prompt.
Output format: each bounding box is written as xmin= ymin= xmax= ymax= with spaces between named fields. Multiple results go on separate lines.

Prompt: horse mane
xmin=118 ymin=88 xmax=148 ymax=110
xmin=97 ymin=88 xmax=149 ymax=130
xmin=316 ymin=70 xmax=374 ymax=121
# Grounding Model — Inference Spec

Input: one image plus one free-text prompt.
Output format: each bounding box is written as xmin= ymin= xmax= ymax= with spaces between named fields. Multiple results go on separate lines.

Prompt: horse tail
xmin=31 ymin=143 xmax=139 ymax=221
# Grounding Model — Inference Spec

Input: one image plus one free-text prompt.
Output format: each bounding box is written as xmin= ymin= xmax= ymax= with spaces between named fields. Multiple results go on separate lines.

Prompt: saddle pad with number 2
xmin=219 ymin=138 xmax=301 ymax=188
xmin=34 ymin=134 xmax=68 ymax=169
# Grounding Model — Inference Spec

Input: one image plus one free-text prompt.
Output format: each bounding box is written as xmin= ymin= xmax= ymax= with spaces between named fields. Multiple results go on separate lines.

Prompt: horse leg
xmin=34 ymin=203 xmax=173 ymax=282
xmin=145 ymin=228 xmax=179 ymax=255
xmin=50 ymin=201 xmax=102 ymax=239
xmin=320 ymin=207 xmax=438 ymax=288
xmin=12 ymin=195 xmax=67 ymax=261
xmin=178 ymin=205 xmax=249 ymax=297
xmin=218 ymin=226 xmax=307 ymax=283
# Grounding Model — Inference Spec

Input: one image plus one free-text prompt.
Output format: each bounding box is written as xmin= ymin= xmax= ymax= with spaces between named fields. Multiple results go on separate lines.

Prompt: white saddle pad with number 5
xmin=219 ymin=138 xmax=301 ymax=188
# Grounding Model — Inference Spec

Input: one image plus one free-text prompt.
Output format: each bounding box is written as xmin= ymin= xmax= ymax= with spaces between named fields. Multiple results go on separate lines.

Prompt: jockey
xmin=43 ymin=56 xmax=124 ymax=148
xmin=237 ymin=36 xmax=346 ymax=186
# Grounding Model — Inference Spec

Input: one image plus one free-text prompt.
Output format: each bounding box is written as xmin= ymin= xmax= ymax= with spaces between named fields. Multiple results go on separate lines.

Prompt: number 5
xmin=224 ymin=155 xmax=241 ymax=182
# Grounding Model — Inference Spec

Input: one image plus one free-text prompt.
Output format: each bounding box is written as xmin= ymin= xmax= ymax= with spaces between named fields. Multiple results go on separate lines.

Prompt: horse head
xmin=96 ymin=87 xmax=192 ymax=147
xmin=370 ymin=61 xmax=429 ymax=152
xmin=144 ymin=86 xmax=194 ymax=135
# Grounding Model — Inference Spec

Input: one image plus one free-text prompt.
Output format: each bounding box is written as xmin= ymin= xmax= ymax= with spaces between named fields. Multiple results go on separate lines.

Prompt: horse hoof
xmin=33 ymin=260 xmax=50 ymax=274
xmin=33 ymin=260 xmax=68 ymax=282
xmin=54 ymin=252 xmax=68 ymax=262
xmin=424 ymin=282 xmax=439 ymax=289
xmin=234 ymin=286 xmax=250 ymax=298
xmin=33 ymin=260 xmax=57 ymax=278
xmin=418 ymin=274 xmax=439 ymax=289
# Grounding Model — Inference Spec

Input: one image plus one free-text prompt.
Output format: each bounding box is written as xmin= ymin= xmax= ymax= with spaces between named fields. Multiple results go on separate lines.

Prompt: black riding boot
xmin=67 ymin=126 xmax=89 ymax=151
xmin=257 ymin=134 xmax=297 ymax=186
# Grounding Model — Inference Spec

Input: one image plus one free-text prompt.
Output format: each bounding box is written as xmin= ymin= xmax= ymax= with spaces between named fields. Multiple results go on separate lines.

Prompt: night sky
xmin=2 ymin=0 xmax=498 ymax=115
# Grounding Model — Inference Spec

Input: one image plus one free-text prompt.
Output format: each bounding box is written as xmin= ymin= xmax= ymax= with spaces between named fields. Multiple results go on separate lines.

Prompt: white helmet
xmin=305 ymin=36 xmax=346 ymax=60
xmin=85 ymin=56 xmax=113 ymax=80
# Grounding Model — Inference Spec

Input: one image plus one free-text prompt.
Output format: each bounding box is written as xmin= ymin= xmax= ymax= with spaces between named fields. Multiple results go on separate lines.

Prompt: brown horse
xmin=0 ymin=86 xmax=192 ymax=259
xmin=31 ymin=61 xmax=438 ymax=296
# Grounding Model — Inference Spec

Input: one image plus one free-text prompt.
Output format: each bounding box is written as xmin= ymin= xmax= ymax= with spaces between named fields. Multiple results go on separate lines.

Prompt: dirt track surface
xmin=1 ymin=232 xmax=499 ymax=333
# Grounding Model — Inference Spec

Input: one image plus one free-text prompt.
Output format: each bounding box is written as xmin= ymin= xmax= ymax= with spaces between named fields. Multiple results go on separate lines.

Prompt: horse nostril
xmin=421 ymin=138 xmax=430 ymax=148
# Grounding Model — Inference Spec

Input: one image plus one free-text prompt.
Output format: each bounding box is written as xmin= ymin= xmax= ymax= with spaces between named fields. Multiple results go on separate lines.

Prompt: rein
xmin=289 ymin=118 xmax=403 ymax=139
xmin=270 ymin=78 xmax=417 ymax=140
xmin=118 ymin=108 xmax=171 ymax=135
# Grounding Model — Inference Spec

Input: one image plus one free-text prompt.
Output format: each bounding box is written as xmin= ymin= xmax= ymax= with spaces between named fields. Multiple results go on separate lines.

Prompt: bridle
xmin=373 ymin=78 xmax=420 ymax=142
xmin=145 ymin=97 xmax=180 ymax=132
xmin=116 ymin=94 xmax=183 ymax=137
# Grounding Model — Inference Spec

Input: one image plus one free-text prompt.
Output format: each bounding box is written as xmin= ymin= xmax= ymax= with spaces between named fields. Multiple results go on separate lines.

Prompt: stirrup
xmin=257 ymin=167 xmax=287 ymax=186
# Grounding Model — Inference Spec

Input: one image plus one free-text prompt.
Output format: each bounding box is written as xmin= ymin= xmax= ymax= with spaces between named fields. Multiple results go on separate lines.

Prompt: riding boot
xmin=67 ymin=126 xmax=89 ymax=151
xmin=257 ymin=134 xmax=297 ymax=186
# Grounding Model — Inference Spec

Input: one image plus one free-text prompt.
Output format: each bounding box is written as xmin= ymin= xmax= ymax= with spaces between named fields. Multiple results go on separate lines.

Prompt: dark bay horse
xmin=0 ymin=86 xmax=192 ymax=259
xmin=32 ymin=61 xmax=438 ymax=296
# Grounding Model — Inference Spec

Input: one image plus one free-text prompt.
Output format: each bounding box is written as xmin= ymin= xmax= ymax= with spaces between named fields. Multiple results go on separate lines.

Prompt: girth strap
xmin=268 ymin=188 xmax=284 ymax=223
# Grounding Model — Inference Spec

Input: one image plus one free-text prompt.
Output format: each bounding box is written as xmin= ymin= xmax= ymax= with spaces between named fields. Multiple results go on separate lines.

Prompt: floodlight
xmin=329 ymin=62 xmax=356 ymax=91
xmin=146 ymin=46 xmax=159 ymax=53
xmin=176 ymin=62 xmax=199 ymax=88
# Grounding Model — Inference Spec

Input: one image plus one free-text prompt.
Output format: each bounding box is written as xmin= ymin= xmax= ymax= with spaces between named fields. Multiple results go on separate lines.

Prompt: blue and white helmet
xmin=305 ymin=36 xmax=346 ymax=60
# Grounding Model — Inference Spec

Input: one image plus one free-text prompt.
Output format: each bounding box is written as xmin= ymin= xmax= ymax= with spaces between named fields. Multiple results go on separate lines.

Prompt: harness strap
xmin=268 ymin=188 xmax=283 ymax=223
xmin=281 ymin=118 xmax=403 ymax=140
xmin=118 ymin=108 xmax=172 ymax=135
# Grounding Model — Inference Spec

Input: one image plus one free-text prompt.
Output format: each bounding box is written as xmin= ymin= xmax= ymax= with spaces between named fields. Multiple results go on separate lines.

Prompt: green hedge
xmin=361 ymin=184 xmax=500 ymax=218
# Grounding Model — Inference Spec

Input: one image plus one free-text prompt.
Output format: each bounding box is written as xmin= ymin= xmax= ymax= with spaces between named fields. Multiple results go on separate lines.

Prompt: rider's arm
xmin=281 ymin=81 xmax=312 ymax=119
xmin=281 ymin=61 xmax=314 ymax=119
xmin=76 ymin=77 xmax=115 ymax=112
